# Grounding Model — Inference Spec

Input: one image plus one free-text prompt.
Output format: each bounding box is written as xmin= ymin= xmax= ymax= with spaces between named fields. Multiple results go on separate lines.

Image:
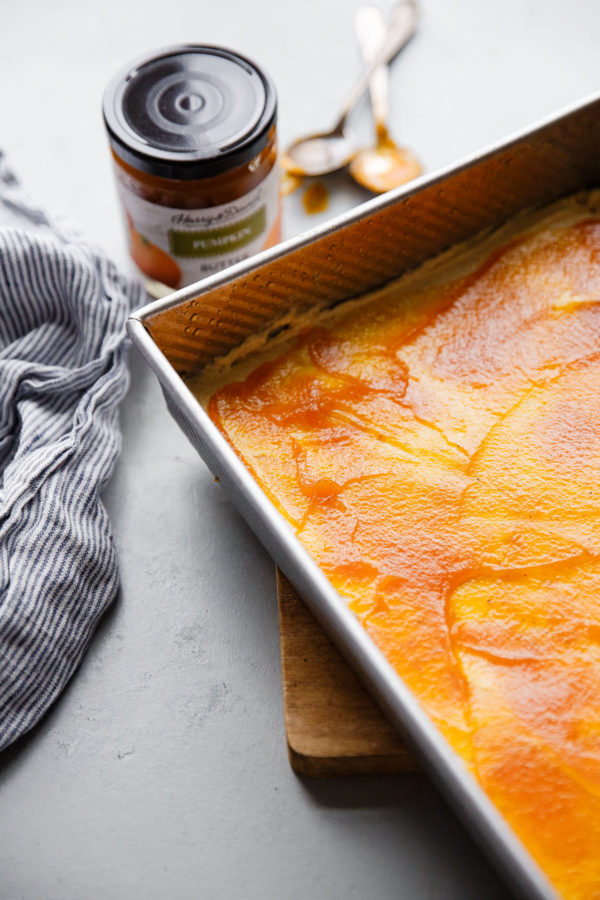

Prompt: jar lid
xmin=102 ymin=44 xmax=277 ymax=180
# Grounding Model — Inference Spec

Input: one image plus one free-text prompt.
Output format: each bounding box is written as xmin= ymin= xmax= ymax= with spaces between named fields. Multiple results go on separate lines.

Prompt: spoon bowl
xmin=349 ymin=125 xmax=422 ymax=193
xmin=280 ymin=128 xmax=356 ymax=178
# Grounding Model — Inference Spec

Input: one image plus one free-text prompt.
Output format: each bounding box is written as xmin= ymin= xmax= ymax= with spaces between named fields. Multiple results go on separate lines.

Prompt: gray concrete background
xmin=0 ymin=1 xmax=599 ymax=898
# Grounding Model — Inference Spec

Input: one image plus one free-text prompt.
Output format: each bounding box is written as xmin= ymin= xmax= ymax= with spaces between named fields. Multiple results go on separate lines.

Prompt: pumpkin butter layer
xmin=203 ymin=197 xmax=600 ymax=900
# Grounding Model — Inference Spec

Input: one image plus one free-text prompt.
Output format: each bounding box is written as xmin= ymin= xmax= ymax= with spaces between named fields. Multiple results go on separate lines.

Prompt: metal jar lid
xmin=102 ymin=44 xmax=277 ymax=180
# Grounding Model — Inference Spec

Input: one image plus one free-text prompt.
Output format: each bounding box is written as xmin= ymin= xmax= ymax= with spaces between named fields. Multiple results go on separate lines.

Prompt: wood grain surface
xmin=276 ymin=569 xmax=417 ymax=776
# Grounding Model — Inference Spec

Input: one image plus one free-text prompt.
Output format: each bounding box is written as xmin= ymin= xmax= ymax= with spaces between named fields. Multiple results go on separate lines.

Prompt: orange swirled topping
xmin=207 ymin=207 xmax=600 ymax=899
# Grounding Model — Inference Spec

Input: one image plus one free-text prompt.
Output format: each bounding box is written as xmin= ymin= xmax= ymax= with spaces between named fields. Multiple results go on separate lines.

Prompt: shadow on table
xmin=298 ymin=771 xmax=516 ymax=898
xmin=298 ymin=770 xmax=426 ymax=809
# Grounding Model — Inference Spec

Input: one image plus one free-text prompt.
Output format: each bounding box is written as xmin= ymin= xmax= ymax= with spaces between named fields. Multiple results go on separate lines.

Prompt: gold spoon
xmin=349 ymin=4 xmax=422 ymax=193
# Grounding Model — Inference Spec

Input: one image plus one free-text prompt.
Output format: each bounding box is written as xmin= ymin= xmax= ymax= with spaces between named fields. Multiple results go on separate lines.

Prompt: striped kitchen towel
xmin=0 ymin=153 xmax=144 ymax=750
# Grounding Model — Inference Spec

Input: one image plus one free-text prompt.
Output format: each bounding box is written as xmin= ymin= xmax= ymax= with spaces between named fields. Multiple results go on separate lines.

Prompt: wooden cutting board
xmin=276 ymin=569 xmax=418 ymax=776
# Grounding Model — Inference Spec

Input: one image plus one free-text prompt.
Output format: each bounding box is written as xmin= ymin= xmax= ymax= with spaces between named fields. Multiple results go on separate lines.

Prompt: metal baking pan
xmin=127 ymin=92 xmax=600 ymax=900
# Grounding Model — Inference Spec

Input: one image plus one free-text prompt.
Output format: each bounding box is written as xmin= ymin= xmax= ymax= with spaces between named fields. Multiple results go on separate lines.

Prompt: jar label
xmin=115 ymin=164 xmax=281 ymax=289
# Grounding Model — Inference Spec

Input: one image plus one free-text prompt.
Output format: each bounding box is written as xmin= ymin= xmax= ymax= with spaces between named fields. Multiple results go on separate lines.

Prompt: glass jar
xmin=102 ymin=45 xmax=280 ymax=290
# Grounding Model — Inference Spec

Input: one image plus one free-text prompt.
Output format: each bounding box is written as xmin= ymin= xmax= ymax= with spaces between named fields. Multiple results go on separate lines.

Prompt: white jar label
xmin=115 ymin=163 xmax=281 ymax=289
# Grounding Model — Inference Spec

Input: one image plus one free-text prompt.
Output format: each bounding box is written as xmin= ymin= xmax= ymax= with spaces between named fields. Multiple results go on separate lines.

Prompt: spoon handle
xmin=333 ymin=0 xmax=419 ymax=133
xmin=355 ymin=5 xmax=389 ymax=134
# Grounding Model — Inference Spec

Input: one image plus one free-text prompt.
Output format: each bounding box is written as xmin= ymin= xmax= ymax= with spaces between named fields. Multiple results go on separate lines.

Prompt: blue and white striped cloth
xmin=0 ymin=153 xmax=144 ymax=750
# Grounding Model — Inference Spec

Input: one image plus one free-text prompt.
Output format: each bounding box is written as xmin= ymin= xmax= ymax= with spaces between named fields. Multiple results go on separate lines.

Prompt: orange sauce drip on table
xmin=302 ymin=181 xmax=329 ymax=214
xmin=208 ymin=216 xmax=600 ymax=899
xmin=280 ymin=171 xmax=303 ymax=197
